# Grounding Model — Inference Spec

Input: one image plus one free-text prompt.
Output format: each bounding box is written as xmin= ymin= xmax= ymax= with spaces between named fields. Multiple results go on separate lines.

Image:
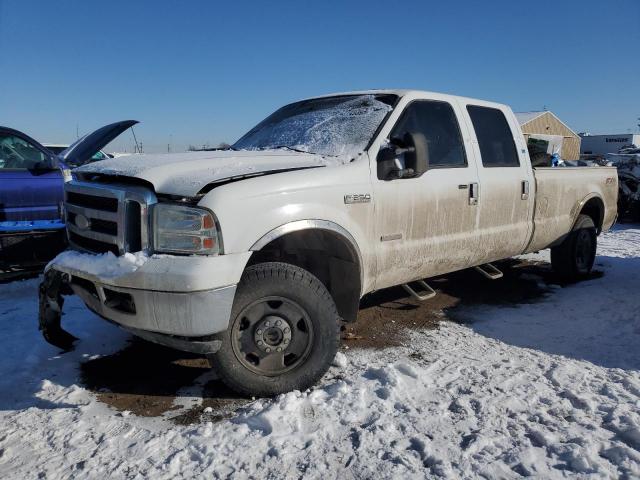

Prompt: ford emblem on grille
xmin=74 ymin=214 xmax=90 ymax=230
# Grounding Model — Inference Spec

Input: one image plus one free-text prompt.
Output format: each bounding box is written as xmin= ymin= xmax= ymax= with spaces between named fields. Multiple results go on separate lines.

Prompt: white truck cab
xmin=40 ymin=90 xmax=617 ymax=396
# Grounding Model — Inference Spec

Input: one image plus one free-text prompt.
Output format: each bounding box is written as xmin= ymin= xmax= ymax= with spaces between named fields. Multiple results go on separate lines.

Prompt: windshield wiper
xmin=262 ymin=145 xmax=311 ymax=154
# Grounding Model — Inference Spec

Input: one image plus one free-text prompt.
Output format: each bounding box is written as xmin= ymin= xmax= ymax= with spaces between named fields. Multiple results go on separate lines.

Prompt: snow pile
xmin=48 ymin=250 xmax=149 ymax=278
xmin=1 ymin=226 xmax=640 ymax=478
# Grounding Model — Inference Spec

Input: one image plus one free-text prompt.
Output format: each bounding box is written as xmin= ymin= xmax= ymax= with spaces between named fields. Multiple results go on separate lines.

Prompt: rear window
xmin=467 ymin=105 xmax=519 ymax=167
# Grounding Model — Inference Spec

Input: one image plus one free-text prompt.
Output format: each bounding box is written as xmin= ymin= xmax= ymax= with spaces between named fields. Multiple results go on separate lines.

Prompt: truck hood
xmin=75 ymin=149 xmax=329 ymax=196
xmin=58 ymin=120 xmax=138 ymax=167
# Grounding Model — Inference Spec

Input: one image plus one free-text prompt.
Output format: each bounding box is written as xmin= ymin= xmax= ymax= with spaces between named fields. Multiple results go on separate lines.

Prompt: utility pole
xmin=130 ymin=126 xmax=141 ymax=154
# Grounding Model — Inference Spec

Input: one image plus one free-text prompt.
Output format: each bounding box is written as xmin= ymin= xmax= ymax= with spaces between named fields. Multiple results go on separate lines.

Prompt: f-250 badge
xmin=344 ymin=194 xmax=371 ymax=204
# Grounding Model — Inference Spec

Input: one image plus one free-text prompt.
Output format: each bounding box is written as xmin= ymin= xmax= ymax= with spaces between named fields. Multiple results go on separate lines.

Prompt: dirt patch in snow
xmin=80 ymin=339 xmax=249 ymax=424
xmin=76 ymin=257 xmax=583 ymax=423
xmin=341 ymin=257 xmax=596 ymax=350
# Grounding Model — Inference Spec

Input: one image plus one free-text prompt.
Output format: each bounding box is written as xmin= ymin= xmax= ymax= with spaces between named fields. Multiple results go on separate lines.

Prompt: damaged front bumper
xmin=39 ymin=251 xmax=252 ymax=353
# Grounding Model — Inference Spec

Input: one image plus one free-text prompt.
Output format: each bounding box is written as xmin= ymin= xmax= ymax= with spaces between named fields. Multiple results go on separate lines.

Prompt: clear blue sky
xmin=1 ymin=0 xmax=638 ymax=153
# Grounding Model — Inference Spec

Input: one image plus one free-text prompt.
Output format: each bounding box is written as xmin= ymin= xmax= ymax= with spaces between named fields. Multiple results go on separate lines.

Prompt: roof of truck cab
xmin=301 ymin=89 xmax=509 ymax=108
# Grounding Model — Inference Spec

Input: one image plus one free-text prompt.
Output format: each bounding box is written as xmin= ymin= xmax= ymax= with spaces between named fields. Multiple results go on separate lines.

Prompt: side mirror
xmin=376 ymin=132 xmax=429 ymax=180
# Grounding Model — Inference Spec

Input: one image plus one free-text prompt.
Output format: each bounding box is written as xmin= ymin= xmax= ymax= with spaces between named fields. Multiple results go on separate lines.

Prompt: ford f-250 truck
xmin=40 ymin=90 xmax=617 ymax=396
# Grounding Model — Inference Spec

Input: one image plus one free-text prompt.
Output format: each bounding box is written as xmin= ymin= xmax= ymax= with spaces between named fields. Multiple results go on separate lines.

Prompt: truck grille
xmin=64 ymin=182 xmax=157 ymax=255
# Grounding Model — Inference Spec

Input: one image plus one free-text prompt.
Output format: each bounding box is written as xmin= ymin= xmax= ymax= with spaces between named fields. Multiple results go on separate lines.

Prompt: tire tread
xmin=211 ymin=261 xmax=340 ymax=397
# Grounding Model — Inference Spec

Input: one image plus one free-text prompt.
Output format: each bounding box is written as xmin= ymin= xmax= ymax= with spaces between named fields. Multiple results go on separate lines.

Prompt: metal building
xmin=515 ymin=111 xmax=581 ymax=160
xmin=580 ymin=133 xmax=640 ymax=156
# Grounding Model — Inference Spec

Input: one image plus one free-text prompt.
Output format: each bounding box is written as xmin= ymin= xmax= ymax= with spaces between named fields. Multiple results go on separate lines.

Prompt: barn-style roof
xmin=514 ymin=111 xmax=546 ymax=125
xmin=515 ymin=110 xmax=579 ymax=140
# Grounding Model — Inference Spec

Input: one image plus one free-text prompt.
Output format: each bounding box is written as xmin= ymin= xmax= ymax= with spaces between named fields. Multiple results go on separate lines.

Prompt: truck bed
xmin=526 ymin=166 xmax=618 ymax=253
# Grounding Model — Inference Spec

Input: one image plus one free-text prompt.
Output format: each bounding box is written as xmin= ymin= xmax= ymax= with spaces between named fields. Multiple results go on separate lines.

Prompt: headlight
xmin=153 ymin=204 xmax=221 ymax=255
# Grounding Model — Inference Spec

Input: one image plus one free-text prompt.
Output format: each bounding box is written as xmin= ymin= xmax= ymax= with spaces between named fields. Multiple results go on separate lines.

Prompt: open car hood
xmin=75 ymin=149 xmax=327 ymax=196
xmin=58 ymin=120 xmax=138 ymax=166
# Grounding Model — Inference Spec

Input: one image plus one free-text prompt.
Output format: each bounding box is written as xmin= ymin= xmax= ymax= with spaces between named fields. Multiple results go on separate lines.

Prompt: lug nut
xmin=257 ymin=340 xmax=263 ymax=346
xmin=257 ymin=329 xmax=262 ymax=335
xmin=264 ymin=321 xmax=270 ymax=327
xmin=284 ymin=339 xmax=289 ymax=345
xmin=284 ymin=327 xmax=290 ymax=333
xmin=277 ymin=347 xmax=282 ymax=352
xmin=276 ymin=320 xmax=282 ymax=326
xmin=266 ymin=348 xmax=271 ymax=353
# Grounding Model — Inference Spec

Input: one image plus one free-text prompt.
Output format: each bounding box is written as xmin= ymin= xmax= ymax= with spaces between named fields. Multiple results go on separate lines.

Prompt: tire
xmin=209 ymin=262 xmax=340 ymax=397
xmin=550 ymin=214 xmax=597 ymax=280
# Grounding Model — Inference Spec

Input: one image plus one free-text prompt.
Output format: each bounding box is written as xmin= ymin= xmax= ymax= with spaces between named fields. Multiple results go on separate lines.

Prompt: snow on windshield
xmin=234 ymin=95 xmax=393 ymax=159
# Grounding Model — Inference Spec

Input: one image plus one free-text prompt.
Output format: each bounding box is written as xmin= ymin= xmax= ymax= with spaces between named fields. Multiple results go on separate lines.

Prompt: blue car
xmin=0 ymin=121 xmax=137 ymax=268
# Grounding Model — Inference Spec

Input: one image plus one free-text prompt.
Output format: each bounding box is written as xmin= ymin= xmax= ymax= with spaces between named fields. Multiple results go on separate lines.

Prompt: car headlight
xmin=153 ymin=204 xmax=221 ymax=255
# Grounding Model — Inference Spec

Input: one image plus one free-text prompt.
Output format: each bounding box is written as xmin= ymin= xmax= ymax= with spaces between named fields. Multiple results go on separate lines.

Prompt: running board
xmin=474 ymin=263 xmax=504 ymax=280
xmin=402 ymin=280 xmax=436 ymax=301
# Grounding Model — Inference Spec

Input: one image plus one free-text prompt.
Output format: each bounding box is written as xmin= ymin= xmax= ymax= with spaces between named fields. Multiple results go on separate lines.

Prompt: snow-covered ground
xmin=1 ymin=227 xmax=639 ymax=478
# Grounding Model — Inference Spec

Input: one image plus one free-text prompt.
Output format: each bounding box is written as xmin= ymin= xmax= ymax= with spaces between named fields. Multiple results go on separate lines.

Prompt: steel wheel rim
xmin=575 ymin=229 xmax=593 ymax=271
xmin=231 ymin=296 xmax=314 ymax=376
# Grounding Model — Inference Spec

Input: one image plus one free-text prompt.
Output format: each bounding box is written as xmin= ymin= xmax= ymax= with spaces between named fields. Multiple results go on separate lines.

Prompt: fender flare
xmin=571 ymin=193 xmax=605 ymax=232
xmin=250 ymin=219 xmax=364 ymax=287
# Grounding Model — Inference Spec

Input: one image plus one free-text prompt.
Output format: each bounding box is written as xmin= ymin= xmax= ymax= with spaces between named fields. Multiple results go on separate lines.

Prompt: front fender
xmin=198 ymin=161 xmax=376 ymax=292
xmin=250 ymin=218 xmax=364 ymax=284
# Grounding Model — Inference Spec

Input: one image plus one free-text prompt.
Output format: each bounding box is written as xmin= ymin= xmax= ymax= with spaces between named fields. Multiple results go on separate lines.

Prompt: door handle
xmin=521 ymin=180 xmax=529 ymax=200
xmin=469 ymin=182 xmax=479 ymax=205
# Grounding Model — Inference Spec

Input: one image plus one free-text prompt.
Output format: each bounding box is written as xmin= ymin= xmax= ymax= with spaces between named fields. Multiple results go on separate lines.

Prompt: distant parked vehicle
xmin=0 ymin=122 xmax=136 ymax=267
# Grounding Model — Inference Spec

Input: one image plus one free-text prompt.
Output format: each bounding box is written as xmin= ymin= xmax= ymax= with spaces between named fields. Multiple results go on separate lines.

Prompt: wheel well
xmin=248 ymin=229 xmax=362 ymax=322
xmin=580 ymin=197 xmax=604 ymax=234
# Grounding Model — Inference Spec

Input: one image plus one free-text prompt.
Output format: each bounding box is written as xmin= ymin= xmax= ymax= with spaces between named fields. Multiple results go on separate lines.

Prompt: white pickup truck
xmin=40 ymin=90 xmax=618 ymax=396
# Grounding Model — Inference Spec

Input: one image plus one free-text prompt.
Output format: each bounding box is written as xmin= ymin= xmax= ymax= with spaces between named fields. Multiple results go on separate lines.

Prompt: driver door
xmin=371 ymin=98 xmax=481 ymax=290
xmin=0 ymin=130 xmax=63 ymax=224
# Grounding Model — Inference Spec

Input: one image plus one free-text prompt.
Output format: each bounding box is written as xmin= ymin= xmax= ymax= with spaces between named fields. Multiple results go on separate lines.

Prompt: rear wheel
xmin=550 ymin=214 xmax=597 ymax=280
xmin=209 ymin=262 xmax=340 ymax=397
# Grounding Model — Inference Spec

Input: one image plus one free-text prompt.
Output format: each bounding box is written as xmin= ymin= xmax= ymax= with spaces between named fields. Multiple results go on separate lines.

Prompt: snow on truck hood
xmin=75 ymin=149 xmax=328 ymax=196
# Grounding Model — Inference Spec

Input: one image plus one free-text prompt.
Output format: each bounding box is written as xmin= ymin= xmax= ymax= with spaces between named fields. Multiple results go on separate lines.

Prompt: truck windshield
xmin=233 ymin=94 xmax=397 ymax=158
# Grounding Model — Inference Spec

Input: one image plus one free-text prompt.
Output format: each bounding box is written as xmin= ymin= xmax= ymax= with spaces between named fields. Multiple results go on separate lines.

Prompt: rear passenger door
xmin=463 ymin=104 xmax=534 ymax=262
xmin=372 ymin=99 xmax=481 ymax=289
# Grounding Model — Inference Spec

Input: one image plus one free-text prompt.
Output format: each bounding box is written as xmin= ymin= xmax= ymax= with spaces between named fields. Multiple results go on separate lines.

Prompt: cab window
xmin=0 ymin=134 xmax=49 ymax=169
xmin=467 ymin=105 xmax=519 ymax=167
xmin=390 ymin=100 xmax=467 ymax=168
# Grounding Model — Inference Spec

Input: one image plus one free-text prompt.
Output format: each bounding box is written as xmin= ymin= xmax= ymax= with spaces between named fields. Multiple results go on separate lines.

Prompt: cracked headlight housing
xmin=153 ymin=204 xmax=221 ymax=255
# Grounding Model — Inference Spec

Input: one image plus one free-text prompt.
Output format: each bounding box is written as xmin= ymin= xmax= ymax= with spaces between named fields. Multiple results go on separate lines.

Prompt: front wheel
xmin=209 ymin=262 xmax=340 ymax=397
xmin=550 ymin=214 xmax=597 ymax=280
